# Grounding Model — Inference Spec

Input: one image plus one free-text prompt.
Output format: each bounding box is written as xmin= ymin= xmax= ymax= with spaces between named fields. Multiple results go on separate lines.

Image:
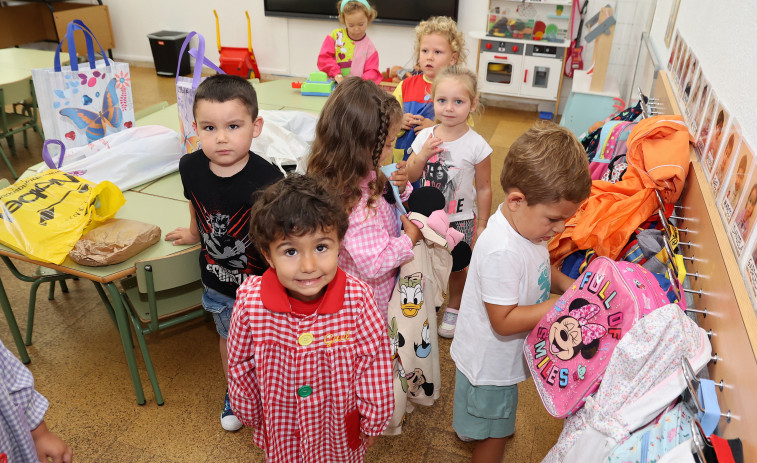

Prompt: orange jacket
xmin=550 ymin=115 xmax=693 ymax=263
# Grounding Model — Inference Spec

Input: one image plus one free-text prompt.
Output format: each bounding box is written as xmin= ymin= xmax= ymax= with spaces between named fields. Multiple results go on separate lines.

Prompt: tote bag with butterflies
xmin=33 ymin=20 xmax=135 ymax=150
xmin=176 ymin=31 xmax=224 ymax=154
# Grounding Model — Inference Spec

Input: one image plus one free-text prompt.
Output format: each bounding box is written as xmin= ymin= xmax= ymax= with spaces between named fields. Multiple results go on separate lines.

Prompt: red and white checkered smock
xmin=339 ymin=171 xmax=415 ymax=318
xmin=227 ymin=267 xmax=394 ymax=463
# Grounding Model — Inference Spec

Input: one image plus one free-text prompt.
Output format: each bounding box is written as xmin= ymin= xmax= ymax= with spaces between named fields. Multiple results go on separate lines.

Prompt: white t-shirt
xmin=410 ymin=126 xmax=492 ymax=222
xmin=450 ymin=205 xmax=551 ymax=386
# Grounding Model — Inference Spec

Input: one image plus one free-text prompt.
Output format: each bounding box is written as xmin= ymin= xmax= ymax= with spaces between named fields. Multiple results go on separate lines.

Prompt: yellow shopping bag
xmin=0 ymin=170 xmax=125 ymax=264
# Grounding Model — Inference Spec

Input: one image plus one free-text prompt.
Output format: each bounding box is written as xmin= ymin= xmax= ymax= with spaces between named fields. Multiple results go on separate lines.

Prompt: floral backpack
xmin=523 ymin=257 xmax=686 ymax=418
xmin=607 ymin=399 xmax=695 ymax=463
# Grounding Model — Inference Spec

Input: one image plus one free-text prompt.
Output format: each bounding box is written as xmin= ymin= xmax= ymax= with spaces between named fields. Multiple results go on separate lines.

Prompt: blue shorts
xmin=452 ymin=368 xmax=518 ymax=440
xmin=202 ymin=286 xmax=235 ymax=339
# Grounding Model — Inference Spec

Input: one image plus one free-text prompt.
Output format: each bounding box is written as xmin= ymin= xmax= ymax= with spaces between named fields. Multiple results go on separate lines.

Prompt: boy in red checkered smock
xmin=227 ymin=174 xmax=394 ymax=462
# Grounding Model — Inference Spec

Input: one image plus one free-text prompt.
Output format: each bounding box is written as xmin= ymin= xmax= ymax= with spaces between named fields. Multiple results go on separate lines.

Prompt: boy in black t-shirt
xmin=165 ymin=74 xmax=283 ymax=431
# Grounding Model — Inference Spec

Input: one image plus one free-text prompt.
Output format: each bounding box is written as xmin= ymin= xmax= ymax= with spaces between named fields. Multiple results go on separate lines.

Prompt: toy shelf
xmin=469 ymin=31 xmax=570 ymax=48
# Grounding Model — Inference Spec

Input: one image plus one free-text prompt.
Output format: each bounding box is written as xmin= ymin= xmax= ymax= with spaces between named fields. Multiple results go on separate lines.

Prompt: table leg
xmin=104 ymin=282 xmax=146 ymax=405
xmin=0 ymin=274 xmax=30 ymax=363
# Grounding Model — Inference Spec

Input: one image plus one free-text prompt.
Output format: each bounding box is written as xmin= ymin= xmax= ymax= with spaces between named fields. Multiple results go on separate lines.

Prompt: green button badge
xmin=297 ymin=385 xmax=312 ymax=397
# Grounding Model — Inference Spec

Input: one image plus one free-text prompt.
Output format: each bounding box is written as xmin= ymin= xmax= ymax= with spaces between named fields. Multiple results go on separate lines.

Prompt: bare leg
xmin=472 ymin=437 xmax=507 ymax=463
xmin=220 ymin=336 xmax=229 ymax=381
xmin=448 ymin=268 xmax=467 ymax=309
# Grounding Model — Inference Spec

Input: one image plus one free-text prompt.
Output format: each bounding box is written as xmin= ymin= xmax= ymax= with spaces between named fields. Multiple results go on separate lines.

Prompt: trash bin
xmin=147 ymin=30 xmax=190 ymax=77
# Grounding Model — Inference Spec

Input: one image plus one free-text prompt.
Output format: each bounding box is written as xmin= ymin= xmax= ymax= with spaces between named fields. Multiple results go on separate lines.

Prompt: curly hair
xmin=414 ymin=16 xmax=467 ymax=66
xmin=337 ymin=0 xmax=377 ymax=23
xmin=500 ymin=121 xmax=591 ymax=205
xmin=306 ymin=77 xmax=402 ymax=212
xmin=249 ymin=174 xmax=349 ymax=257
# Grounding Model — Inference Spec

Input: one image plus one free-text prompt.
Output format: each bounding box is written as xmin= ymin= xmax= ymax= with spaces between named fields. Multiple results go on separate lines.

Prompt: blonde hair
xmin=500 ymin=121 xmax=591 ymax=205
xmin=432 ymin=65 xmax=482 ymax=118
xmin=337 ymin=0 xmax=377 ymax=24
xmin=414 ymin=16 xmax=467 ymax=66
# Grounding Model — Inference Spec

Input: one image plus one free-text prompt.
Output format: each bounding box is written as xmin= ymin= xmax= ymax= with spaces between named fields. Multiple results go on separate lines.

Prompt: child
xmin=318 ymin=0 xmax=382 ymax=85
xmin=406 ymin=65 xmax=492 ymax=338
xmin=449 ymin=121 xmax=591 ymax=463
xmin=728 ymin=155 xmax=749 ymax=206
xmin=0 ymin=339 xmax=73 ymax=463
xmin=714 ymin=133 xmax=737 ymax=188
xmin=393 ymin=16 xmax=467 ymax=164
xmin=227 ymin=174 xmax=394 ymax=462
xmin=307 ymin=77 xmax=422 ymax=317
xmin=165 ymin=74 xmax=283 ymax=431
xmin=737 ymin=184 xmax=757 ymax=239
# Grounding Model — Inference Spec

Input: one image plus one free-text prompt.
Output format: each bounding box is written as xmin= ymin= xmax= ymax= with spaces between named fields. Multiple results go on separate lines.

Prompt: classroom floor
xmin=0 ymin=66 xmax=563 ymax=462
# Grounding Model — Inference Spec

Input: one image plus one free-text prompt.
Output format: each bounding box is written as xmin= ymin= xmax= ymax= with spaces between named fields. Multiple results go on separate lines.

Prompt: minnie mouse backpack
xmin=523 ymin=257 xmax=686 ymax=418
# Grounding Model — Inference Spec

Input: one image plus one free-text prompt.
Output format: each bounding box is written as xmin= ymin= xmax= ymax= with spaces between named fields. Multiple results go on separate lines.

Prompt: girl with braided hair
xmin=308 ymin=77 xmax=421 ymax=317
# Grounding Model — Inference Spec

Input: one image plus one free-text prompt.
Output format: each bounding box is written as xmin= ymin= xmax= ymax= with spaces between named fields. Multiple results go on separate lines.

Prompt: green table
xmin=0 ymin=77 xmax=328 ymax=405
xmin=0 ymin=189 xmax=195 ymax=405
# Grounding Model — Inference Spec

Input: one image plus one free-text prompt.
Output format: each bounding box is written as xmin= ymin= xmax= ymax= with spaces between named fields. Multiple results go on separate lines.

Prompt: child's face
xmin=735 ymin=161 xmax=747 ymax=192
xmin=506 ymin=193 xmax=580 ymax=245
xmin=381 ymin=122 xmax=401 ymax=165
xmin=434 ymin=78 xmax=477 ymax=129
xmin=418 ymin=33 xmax=457 ymax=80
xmin=344 ymin=10 xmax=368 ymax=40
xmin=264 ymin=228 xmax=340 ymax=301
xmin=193 ymin=99 xmax=262 ymax=176
xmin=745 ymin=188 xmax=757 ymax=221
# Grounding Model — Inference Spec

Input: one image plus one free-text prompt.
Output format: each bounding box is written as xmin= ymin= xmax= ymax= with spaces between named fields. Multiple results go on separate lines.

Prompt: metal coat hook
xmin=685 ymin=307 xmax=707 ymax=317
xmin=682 ymin=356 xmax=732 ymax=422
xmin=707 ymin=329 xmax=713 ymax=339
xmin=690 ymin=416 xmax=710 ymax=462
xmin=670 ymin=214 xmax=686 ymax=221
xmin=711 ymin=353 xmax=719 ymax=364
xmin=683 ymin=287 xmax=704 ymax=297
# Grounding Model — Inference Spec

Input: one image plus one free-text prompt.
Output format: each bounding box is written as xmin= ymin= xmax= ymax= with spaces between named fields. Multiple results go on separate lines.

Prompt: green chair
xmin=0 ymin=178 xmax=77 ymax=351
xmin=118 ymin=247 xmax=206 ymax=405
xmin=0 ymin=80 xmax=44 ymax=179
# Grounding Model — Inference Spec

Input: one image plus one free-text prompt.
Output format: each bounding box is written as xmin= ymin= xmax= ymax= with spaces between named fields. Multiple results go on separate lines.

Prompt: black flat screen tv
xmin=263 ymin=0 xmax=459 ymax=26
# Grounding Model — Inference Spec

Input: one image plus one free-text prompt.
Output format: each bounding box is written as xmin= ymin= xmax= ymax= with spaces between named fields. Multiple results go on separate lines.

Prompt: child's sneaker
xmin=438 ymin=307 xmax=459 ymax=338
xmin=221 ymin=389 xmax=243 ymax=431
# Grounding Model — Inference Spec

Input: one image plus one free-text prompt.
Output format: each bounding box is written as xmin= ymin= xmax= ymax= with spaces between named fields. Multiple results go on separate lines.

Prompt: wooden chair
xmin=0 ymin=81 xmax=43 ymax=179
xmin=118 ymin=247 xmax=205 ymax=405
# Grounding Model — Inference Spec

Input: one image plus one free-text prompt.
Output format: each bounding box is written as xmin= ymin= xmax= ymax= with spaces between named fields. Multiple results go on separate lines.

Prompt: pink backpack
xmin=523 ymin=257 xmax=685 ymax=418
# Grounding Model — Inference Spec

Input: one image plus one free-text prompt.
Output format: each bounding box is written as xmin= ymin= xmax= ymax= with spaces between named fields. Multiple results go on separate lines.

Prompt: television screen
xmin=263 ymin=0 xmax=459 ymax=26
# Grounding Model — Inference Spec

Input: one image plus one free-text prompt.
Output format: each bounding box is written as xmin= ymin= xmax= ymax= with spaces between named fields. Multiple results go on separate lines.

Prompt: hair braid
xmin=373 ymin=96 xmax=390 ymax=168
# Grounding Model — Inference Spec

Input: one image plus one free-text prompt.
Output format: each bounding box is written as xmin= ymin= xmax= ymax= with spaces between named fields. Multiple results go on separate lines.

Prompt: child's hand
xmin=390 ymin=161 xmax=409 ymax=194
xmin=31 ymin=421 xmax=73 ymax=463
xmin=401 ymin=113 xmax=421 ymax=131
xmin=361 ymin=432 xmax=380 ymax=449
xmin=400 ymin=215 xmax=422 ymax=245
xmin=334 ymin=74 xmax=345 ymax=84
xmin=413 ymin=117 xmax=435 ymax=133
xmin=419 ymin=136 xmax=443 ymax=161
xmin=165 ymin=227 xmax=200 ymax=246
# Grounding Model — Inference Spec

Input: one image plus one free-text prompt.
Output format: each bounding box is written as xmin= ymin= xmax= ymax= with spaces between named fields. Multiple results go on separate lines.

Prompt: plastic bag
xmin=42 ymin=125 xmax=182 ymax=191
xmin=69 ymin=218 xmax=161 ymax=266
xmin=251 ymin=110 xmax=318 ymax=173
xmin=0 ymin=170 xmax=125 ymax=264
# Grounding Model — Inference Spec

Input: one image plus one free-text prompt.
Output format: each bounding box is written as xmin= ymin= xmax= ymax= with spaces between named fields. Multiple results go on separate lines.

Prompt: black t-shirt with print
xmin=179 ymin=149 xmax=283 ymax=298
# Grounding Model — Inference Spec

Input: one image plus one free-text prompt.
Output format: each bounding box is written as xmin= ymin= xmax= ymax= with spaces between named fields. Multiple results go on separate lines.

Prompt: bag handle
xmin=42 ymin=139 xmax=66 ymax=169
xmin=176 ymin=31 xmax=224 ymax=88
xmin=54 ymin=20 xmax=110 ymax=72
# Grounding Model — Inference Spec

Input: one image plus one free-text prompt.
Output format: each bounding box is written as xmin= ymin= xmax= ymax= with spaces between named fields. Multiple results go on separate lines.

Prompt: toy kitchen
xmin=471 ymin=0 xmax=572 ymax=114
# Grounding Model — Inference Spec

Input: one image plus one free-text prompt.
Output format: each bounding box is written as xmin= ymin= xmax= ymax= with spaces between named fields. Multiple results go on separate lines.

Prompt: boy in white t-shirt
xmin=449 ymin=121 xmax=591 ymax=462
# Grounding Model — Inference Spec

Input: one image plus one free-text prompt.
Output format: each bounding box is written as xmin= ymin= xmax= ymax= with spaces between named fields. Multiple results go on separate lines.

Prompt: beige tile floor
xmin=0 ymin=66 xmax=564 ymax=462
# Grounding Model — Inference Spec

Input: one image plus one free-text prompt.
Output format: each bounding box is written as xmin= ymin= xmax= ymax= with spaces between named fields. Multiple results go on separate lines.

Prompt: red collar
xmin=260 ymin=267 xmax=347 ymax=314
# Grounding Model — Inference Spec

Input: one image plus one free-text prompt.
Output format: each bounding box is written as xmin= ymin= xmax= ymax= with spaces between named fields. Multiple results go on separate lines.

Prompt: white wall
xmin=99 ymin=0 xmax=489 ymax=78
xmin=648 ymin=0 xmax=757 ymax=150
